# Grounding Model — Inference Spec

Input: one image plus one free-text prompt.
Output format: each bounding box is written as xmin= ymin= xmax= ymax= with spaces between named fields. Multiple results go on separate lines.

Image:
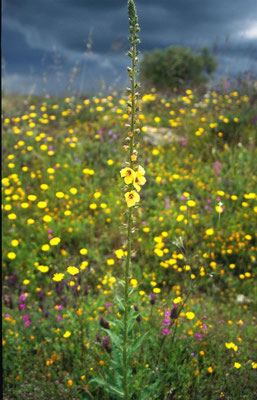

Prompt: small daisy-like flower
xmin=49 ymin=237 xmax=61 ymax=246
xmin=186 ymin=312 xmax=195 ymax=320
xmin=67 ymin=266 xmax=79 ymax=276
xmin=38 ymin=265 xmax=49 ymax=273
xmin=206 ymin=228 xmax=214 ymax=236
xmin=52 ymin=273 xmax=64 ymax=282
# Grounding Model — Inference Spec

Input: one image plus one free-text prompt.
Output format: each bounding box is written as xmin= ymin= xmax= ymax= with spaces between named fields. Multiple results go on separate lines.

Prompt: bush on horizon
xmin=140 ymin=46 xmax=217 ymax=92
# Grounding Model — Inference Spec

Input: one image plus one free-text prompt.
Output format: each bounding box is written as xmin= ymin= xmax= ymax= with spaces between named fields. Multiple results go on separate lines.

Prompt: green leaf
xmin=115 ymin=294 xmax=125 ymax=312
xmin=89 ymin=377 xmax=124 ymax=398
xmin=139 ymin=379 xmax=162 ymax=400
xmin=127 ymin=331 xmax=148 ymax=360
xmin=103 ymin=329 xmax=123 ymax=350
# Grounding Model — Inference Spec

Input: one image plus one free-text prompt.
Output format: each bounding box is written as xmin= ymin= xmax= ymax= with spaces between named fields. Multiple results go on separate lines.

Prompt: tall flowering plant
xmin=90 ymin=1 xmax=147 ymax=398
xmin=120 ymin=1 xmax=146 ymax=398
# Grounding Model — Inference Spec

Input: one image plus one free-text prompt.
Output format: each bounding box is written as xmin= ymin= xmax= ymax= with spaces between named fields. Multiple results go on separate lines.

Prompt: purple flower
xmin=4 ymin=313 xmax=10 ymax=318
xmin=164 ymin=309 xmax=171 ymax=317
xmin=105 ymin=302 xmax=111 ymax=309
xmin=19 ymin=303 xmax=26 ymax=311
xmin=163 ymin=317 xmax=171 ymax=326
xmin=96 ymin=333 xmax=102 ymax=343
xmin=202 ymin=323 xmax=207 ymax=331
xmin=25 ymin=320 xmax=31 ymax=327
xmin=22 ymin=314 xmax=30 ymax=321
xmin=57 ymin=315 xmax=63 ymax=322
xmin=165 ymin=198 xmax=170 ymax=209
xmin=162 ymin=328 xmax=170 ymax=336
xmin=195 ymin=332 xmax=202 ymax=341
xmin=19 ymin=294 xmax=27 ymax=302
xmin=56 ymin=304 xmax=63 ymax=311
xmin=179 ymin=137 xmax=188 ymax=146
xmin=103 ymin=335 xmax=110 ymax=345
xmin=214 ymin=161 xmax=222 ymax=175
xmin=180 ymin=193 xmax=186 ymax=201
xmin=150 ymin=292 xmax=156 ymax=305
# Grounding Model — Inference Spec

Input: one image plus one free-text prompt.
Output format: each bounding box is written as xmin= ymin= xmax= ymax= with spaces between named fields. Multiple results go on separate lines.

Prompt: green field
xmin=2 ymin=86 xmax=257 ymax=399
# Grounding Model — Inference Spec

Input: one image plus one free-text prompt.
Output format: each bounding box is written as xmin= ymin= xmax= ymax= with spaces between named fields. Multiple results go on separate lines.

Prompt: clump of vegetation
xmin=140 ymin=46 xmax=217 ymax=92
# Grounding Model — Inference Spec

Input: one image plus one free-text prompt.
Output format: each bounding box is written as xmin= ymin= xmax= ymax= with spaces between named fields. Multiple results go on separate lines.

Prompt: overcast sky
xmin=2 ymin=0 xmax=257 ymax=95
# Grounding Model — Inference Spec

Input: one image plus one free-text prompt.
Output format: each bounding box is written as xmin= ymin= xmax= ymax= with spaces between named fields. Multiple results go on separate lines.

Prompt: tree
xmin=140 ymin=46 xmax=217 ymax=92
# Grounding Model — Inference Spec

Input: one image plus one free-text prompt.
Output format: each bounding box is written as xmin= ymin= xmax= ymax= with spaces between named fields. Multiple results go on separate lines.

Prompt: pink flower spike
xmin=162 ymin=328 xmax=170 ymax=336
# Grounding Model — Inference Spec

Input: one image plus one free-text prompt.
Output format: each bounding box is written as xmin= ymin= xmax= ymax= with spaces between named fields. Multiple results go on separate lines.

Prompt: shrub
xmin=140 ymin=46 xmax=217 ymax=92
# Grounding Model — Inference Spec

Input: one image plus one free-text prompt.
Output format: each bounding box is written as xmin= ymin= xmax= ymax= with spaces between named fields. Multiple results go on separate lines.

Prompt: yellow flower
xmin=173 ymin=296 xmax=182 ymax=304
xmin=115 ymin=249 xmax=124 ymax=259
xmin=245 ymin=235 xmax=252 ymax=240
xmin=80 ymin=261 xmax=89 ymax=270
xmin=234 ymin=362 xmax=241 ymax=369
xmin=37 ymin=201 xmax=47 ymax=209
xmin=42 ymin=244 xmax=50 ymax=251
xmin=153 ymin=288 xmax=161 ymax=293
xmin=133 ymin=172 xmax=146 ymax=192
xmin=208 ymin=367 xmax=214 ymax=373
xmin=154 ymin=248 xmax=163 ymax=257
xmin=28 ymin=195 xmax=37 ymax=201
xmin=120 ymin=167 xmax=135 ymax=185
xmin=215 ymin=204 xmax=223 ymax=213
xmin=70 ymin=187 xmax=77 ymax=195
xmin=186 ymin=312 xmax=195 ymax=320
xmin=107 ymin=259 xmax=115 ymax=265
xmin=80 ymin=248 xmax=88 ymax=255
xmin=125 ymin=191 xmax=140 ymax=207
xmin=8 ymin=252 xmax=16 ymax=260
xmin=49 ymin=237 xmax=61 ymax=246
xmin=38 ymin=265 xmax=49 ymax=273
xmin=187 ymin=200 xmax=196 ymax=207
xmin=56 ymin=192 xmax=64 ymax=198
xmin=94 ymin=191 xmax=101 ymax=199
xmin=52 ymin=273 xmax=64 ymax=282
xmin=63 ymin=331 xmax=71 ymax=338
xmin=43 ymin=215 xmax=52 ymax=222
xmin=137 ymin=165 xmax=145 ymax=175
xmin=67 ymin=266 xmax=79 ymax=275
xmin=206 ymin=228 xmax=214 ymax=236
xmin=8 ymin=213 xmax=17 ymax=220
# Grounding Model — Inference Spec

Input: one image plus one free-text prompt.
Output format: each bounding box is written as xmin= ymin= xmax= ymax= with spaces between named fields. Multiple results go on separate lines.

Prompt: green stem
xmin=123 ymin=21 xmax=137 ymax=400
xmin=123 ymin=207 xmax=132 ymax=399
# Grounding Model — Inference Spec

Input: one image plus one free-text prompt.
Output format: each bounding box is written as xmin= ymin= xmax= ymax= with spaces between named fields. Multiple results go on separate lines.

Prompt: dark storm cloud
xmin=2 ymin=0 xmax=257 ymax=94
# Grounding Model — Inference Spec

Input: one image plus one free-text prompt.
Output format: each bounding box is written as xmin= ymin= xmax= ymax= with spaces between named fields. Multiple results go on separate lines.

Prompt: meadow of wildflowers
xmin=2 ymin=1 xmax=257 ymax=399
